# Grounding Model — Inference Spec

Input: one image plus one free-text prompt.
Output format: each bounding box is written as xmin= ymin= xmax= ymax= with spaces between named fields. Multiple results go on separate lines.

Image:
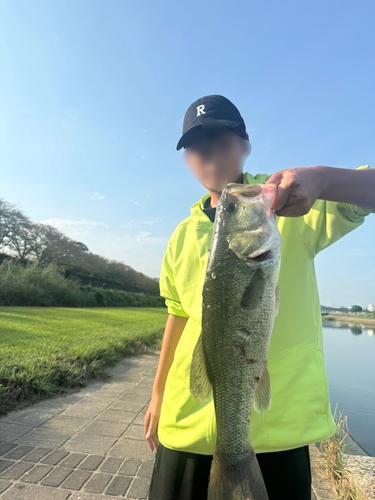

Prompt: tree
xmin=5 ymin=208 xmax=36 ymax=260
xmin=0 ymin=196 xmax=160 ymax=295
xmin=350 ymin=305 xmax=362 ymax=313
xmin=30 ymin=224 xmax=88 ymax=265
xmin=0 ymin=198 xmax=13 ymax=251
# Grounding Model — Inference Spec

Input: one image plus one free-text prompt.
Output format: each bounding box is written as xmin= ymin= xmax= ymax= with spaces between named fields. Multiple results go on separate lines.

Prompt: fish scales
xmin=204 ymin=257 xmax=278 ymax=458
xmin=190 ymin=182 xmax=282 ymax=500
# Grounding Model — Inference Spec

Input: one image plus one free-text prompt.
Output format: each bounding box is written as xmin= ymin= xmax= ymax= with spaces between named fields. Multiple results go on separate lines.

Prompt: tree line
xmin=0 ymin=197 xmax=160 ymax=297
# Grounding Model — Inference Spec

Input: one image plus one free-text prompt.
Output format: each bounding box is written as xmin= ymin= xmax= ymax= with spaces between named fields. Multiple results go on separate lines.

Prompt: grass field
xmin=0 ymin=306 xmax=167 ymax=413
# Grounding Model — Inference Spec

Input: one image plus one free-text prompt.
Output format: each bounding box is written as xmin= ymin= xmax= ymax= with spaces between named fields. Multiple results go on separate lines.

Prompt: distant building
xmin=366 ymin=304 xmax=374 ymax=312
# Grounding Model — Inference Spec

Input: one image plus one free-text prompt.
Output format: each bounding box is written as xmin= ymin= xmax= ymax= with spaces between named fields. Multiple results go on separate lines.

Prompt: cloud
xmin=134 ymin=201 xmax=141 ymax=205
xmin=41 ymin=218 xmax=109 ymax=229
xmin=121 ymin=218 xmax=160 ymax=228
xmin=140 ymin=155 xmax=148 ymax=161
xmin=87 ymin=231 xmax=169 ymax=277
xmin=38 ymin=218 xmax=109 ymax=244
xmin=136 ymin=231 xmax=151 ymax=240
xmin=41 ymin=219 xmax=108 ymax=228
xmin=89 ymin=191 xmax=105 ymax=200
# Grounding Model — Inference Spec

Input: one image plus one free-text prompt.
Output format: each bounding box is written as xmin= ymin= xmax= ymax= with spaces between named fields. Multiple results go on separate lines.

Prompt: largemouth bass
xmin=190 ymin=182 xmax=282 ymax=500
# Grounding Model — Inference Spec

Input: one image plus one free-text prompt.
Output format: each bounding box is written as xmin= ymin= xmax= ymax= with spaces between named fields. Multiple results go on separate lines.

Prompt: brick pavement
xmin=0 ymin=352 xmax=338 ymax=499
xmin=0 ymin=354 xmax=158 ymax=499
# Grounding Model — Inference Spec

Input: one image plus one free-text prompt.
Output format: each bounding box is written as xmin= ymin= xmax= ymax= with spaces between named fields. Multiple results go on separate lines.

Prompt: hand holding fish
xmin=265 ymin=166 xmax=323 ymax=217
xmin=266 ymin=165 xmax=375 ymax=216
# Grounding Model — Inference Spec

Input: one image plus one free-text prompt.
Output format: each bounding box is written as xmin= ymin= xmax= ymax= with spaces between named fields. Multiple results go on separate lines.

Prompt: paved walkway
xmin=0 ymin=354 xmax=157 ymax=499
xmin=0 ymin=351 xmax=338 ymax=499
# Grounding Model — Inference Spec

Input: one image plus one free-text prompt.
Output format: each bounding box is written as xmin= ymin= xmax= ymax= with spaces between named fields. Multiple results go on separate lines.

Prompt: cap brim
xmin=176 ymin=118 xmax=242 ymax=150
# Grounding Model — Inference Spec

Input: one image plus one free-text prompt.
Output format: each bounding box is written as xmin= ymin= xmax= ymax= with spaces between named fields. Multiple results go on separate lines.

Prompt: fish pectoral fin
xmin=253 ymin=360 xmax=271 ymax=414
xmin=190 ymin=330 xmax=212 ymax=404
xmin=275 ymin=283 xmax=280 ymax=317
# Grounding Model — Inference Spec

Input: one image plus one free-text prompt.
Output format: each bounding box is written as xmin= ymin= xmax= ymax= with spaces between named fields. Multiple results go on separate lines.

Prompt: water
xmin=322 ymin=319 xmax=375 ymax=456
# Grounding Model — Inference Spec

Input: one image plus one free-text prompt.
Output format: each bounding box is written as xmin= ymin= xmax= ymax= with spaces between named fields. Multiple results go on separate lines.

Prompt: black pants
xmin=147 ymin=442 xmax=312 ymax=500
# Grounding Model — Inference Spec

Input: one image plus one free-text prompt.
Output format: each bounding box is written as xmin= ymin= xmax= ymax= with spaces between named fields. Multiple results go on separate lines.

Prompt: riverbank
xmin=315 ymin=407 xmax=373 ymax=499
xmin=323 ymin=314 xmax=375 ymax=327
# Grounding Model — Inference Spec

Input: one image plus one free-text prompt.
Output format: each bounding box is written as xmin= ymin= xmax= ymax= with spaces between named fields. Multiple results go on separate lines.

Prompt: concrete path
xmin=0 ymin=353 xmax=158 ymax=499
xmin=0 ymin=351 xmax=337 ymax=499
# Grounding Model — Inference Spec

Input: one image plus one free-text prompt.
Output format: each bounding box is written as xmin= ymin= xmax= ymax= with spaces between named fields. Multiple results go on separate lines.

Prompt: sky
xmin=0 ymin=0 xmax=374 ymax=308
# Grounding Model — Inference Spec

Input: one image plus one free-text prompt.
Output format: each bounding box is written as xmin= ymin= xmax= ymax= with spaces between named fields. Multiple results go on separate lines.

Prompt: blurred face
xmin=183 ymin=128 xmax=250 ymax=194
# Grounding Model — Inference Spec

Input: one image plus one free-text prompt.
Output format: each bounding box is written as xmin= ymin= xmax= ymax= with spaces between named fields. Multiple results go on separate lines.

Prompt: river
xmin=322 ymin=318 xmax=375 ymax=456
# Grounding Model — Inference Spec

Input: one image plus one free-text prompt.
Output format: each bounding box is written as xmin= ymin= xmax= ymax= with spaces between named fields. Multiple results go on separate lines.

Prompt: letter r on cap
xmin=196 ymin=104 xmax=206 ymax=116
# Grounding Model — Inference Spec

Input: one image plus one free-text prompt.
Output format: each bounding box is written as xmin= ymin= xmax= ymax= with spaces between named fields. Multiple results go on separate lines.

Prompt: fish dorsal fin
xmin=190 ymin=330 xmax=212 ymax=404
xmin=253 ymin=360 xmax=271 ymax=414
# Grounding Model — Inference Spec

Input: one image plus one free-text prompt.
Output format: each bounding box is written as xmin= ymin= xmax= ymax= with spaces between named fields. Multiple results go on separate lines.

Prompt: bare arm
xmin=315 ymin=166 xmax=375 ymax=211
xmin=266 ymin=165 xmax=375 ymax=217
xmin=144 ymin=314 xmax=188 ymax=451
xmin=152 ymin=314 xmax=188 ymax=398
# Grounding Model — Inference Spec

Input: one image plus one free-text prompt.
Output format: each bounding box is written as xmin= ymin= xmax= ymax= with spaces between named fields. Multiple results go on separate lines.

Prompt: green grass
xmin=318 ymin=404 xmax=368 ymax=500
xmin=0 ymin=306 xmax=167 ymax=413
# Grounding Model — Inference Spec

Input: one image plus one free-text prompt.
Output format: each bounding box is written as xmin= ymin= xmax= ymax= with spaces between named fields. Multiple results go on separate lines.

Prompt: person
xmin=144 ymin=94 xmax=375 ymax=500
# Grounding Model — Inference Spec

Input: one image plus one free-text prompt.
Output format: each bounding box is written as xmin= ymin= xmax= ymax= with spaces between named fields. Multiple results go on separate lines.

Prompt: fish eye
xmin=226 ymin=203 xmax=236 ymax=212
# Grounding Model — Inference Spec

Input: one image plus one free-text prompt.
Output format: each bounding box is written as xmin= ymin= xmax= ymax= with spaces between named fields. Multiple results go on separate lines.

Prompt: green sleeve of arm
xmin=293 ymin=165 xmax=374 ymax=258
xmin=159 ymin=238 xmax=189 ymax=318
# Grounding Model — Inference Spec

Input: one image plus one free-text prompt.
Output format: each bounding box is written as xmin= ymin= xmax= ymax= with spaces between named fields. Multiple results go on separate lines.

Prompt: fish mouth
xmin=225 ymin=184 xmax=263 ymax=205
xmin=244 ymin=230 xmax=281 ymax=263
xmin=225 ymin=182 xmax=277 ymax=210
xmin=246 ymin=248 xmax=274 ymax=263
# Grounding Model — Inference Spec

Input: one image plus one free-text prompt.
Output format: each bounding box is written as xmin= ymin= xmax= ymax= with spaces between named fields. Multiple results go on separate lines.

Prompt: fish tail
xmin=208 ymin=448 xmax=269 ymax=500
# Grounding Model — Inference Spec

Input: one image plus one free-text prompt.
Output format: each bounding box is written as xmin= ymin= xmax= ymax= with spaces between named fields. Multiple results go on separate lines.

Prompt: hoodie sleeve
xmin=159 ymin=237 xmax=189 ymax=318
xmin=293 ymin=165 xmax=374 ymax=259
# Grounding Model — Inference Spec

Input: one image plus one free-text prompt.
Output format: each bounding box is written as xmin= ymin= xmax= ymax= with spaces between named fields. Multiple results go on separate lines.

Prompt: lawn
xmin=0 ymin=306 xmax=167 ymax=413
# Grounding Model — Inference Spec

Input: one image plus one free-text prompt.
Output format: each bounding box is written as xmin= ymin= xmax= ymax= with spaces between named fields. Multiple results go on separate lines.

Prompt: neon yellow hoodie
xmin=158 ymin=165 xmax=374 ymax=454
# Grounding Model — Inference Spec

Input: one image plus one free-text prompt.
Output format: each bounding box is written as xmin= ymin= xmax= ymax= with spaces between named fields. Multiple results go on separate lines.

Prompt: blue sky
xmin=1 ymin=0 xmax=374 ymax=308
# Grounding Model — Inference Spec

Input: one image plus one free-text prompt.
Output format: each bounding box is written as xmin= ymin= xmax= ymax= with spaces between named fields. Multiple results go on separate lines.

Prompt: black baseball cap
xmin=176 ymin=94 xmax=248 ymax=151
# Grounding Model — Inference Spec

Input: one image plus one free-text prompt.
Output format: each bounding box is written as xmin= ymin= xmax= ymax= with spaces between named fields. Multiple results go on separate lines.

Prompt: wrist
xmin=151 ymin=389 xmax=164 ymax=401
